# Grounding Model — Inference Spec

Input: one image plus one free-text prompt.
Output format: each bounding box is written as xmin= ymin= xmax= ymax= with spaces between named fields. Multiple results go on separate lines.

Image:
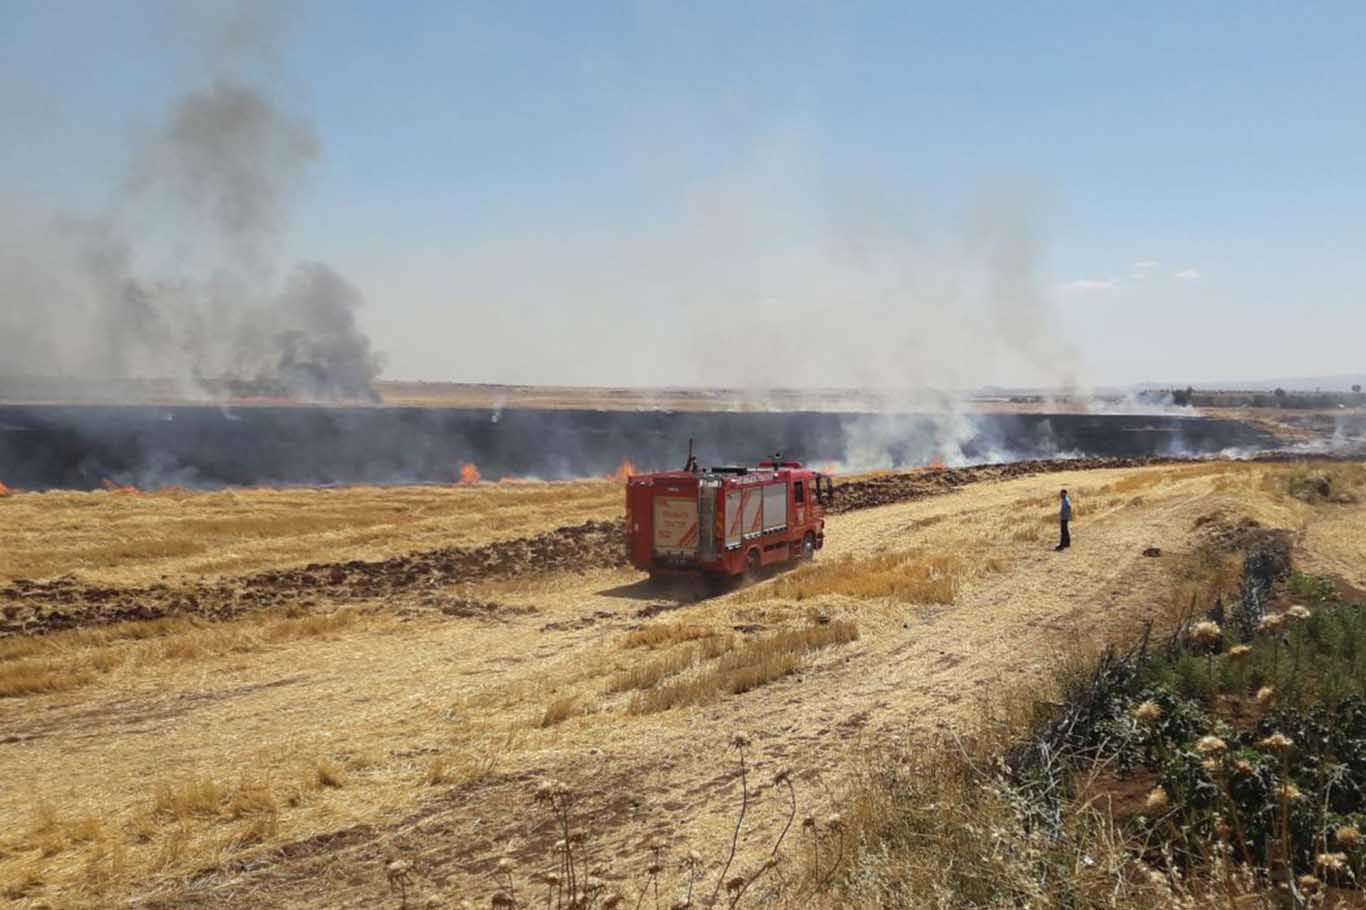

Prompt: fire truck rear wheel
xmin=801 ymin=532 xmax=816 ymax=560
xmin=743 ymin=549 xmax=761 ymax=583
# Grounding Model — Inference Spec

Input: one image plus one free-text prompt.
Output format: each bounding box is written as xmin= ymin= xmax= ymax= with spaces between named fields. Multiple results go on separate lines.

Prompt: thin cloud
xmin=1061 ymin=278 xmax=1116 ymax=292
xmin=1132 ymin=259 xmax=1159 ymax=270
xmin=1174 ymin=268 xmax=1201 ymax=280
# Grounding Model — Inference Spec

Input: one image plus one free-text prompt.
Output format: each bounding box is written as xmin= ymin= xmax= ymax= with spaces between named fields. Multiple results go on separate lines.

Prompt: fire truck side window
xmin=794 ymin=480 xmax=805 ymax=504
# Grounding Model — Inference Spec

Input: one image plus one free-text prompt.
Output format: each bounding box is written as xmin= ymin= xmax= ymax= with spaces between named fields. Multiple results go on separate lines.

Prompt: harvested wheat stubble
xmin=0 ymin=458 xmax=1203 ymax=638
xmin=0 ymin=520 xmax=624 ymax=636
xmin=2 ymin=459 xmax=1359 ymax=909
xmin=629 ymin=620 xmax=860 ymax=714
xmin=2 ymin=455 xmax=1343 ymax=639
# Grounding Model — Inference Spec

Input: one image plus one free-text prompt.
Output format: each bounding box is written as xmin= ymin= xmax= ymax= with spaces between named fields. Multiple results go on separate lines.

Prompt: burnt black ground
xmin=0 ymin=405 xmax=1279 ymax=490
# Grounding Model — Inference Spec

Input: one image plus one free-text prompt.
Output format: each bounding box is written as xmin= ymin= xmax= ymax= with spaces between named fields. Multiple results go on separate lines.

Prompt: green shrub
xmin=1285 ymin=570 xmax=1338 ymax=603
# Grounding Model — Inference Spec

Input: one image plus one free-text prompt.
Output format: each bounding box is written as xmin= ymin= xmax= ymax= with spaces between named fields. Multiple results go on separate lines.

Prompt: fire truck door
xmin=724 ymin=489 xmax=742 ymax=548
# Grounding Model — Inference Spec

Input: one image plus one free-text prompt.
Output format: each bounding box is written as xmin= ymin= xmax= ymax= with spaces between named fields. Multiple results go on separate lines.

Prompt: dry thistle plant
xmin=1189 ymin=620 xmax=1223 ymax=648
xmin=525 ymin=778 xmax=609 ymax=908
xmin=1133 ymin=699 xmax=1162 ymax=724
xmin=1194 ymin=735 xmax=1227 ymax=756
xmin=1188 ymin=620 xmax=1223 ymax=683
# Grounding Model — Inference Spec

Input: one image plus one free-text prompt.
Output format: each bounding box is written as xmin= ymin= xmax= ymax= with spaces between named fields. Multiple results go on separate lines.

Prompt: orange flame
xmin=0 ymin=481 xmax=11 ymax=497
xmin=457 ymin=463 xmax=481 ymax=485
xmin=925 ymin=457 xmax=946 ymax=473
xmin=102 ymin=479 xmax=139 ymax=495
xmin=611 ymin=459 xmax=636 ymax=482
xmin=821 ymin=461 xmax=838 ymax=475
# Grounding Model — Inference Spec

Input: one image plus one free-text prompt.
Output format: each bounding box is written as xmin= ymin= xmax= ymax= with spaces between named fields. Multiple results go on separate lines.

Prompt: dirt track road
xmin=4 ymin=461 xmax=1345 ymax=908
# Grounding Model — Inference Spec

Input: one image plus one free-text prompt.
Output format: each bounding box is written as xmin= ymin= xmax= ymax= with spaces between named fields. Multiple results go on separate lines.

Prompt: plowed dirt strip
xmin=0 ymin=521 xmax=624 ymax=636
xmin=827 ymin=455 xmax=1185 ymax=512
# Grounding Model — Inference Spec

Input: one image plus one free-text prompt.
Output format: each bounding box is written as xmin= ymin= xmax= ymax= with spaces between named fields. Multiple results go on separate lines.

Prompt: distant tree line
xmin=1166 ymin=386 xmax=1366 ymax=409
xmin=1170 ymin=386 xmax=1196 ymax=407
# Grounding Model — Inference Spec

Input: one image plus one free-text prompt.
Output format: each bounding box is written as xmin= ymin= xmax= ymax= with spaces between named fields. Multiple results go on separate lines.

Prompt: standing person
xmin=1055 ymin=489 xmax=1072 ymax=551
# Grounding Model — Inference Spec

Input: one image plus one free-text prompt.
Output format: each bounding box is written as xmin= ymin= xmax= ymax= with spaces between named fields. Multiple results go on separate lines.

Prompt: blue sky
xmin=3 ymin=1 xmax=1365 ymax=389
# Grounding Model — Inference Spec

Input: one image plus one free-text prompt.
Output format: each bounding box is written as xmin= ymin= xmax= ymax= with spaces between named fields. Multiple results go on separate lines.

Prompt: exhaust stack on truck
xmin=625 ymin=455 xmax=833 ymax=583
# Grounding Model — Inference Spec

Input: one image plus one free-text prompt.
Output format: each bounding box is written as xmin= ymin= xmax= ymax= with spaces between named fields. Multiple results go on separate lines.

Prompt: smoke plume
xmin=131 ymin=80 xmax=319 ymax=265
xmin=0 ymin=41 xmax=381 ymax=402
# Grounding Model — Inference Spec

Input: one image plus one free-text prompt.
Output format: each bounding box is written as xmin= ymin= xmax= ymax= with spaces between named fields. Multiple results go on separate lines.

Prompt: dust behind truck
xmin=625 ymin=453 xmax=833 ymax=584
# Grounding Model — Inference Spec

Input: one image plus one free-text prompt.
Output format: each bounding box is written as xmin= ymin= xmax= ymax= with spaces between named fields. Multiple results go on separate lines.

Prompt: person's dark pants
xmin=1058 ymin=520 xmax=1071 ymax=550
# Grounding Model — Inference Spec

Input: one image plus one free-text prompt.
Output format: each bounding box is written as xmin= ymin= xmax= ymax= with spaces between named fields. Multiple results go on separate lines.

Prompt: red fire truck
xmin=625 ymin=457 xmax=833 ymax=583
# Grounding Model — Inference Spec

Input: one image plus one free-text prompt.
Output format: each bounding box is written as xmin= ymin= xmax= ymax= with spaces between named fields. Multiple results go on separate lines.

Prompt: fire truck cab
xmin=625 ymin=460 xmax=832 ymax=583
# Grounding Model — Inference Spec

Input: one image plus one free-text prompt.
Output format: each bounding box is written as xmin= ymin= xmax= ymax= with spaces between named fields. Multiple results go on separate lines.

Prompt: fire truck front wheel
xmin=800 ymin=532 xmax=817 ymax=560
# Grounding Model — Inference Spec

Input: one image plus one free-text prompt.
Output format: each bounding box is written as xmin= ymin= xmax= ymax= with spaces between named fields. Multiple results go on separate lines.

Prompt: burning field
xmin=0 ymin=402 xmax=1284 ymax=491
xmin=2 ymin=456 xmax=1365 ymax=908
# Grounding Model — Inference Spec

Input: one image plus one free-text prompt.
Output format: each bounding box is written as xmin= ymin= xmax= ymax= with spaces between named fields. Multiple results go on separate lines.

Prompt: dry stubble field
xmin=2 ymin=460 xmax=1364 ymax=908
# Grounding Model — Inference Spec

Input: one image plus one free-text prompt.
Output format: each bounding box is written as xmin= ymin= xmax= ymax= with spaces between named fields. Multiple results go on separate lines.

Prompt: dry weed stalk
xmin=708 ymin=733 xmax=753 ymax=907
xmin=386 ymin=858 xmax=414 ymax=908
xmin=530 ymin=779 xmax=602 ymax=908
xmin=503 ymin=736 xmax=828 ymax=910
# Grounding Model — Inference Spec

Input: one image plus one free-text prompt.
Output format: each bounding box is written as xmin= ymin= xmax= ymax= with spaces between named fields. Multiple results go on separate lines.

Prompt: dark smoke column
xmin=264 ymin=264 xmax=384 ymax=403
xmin=0 ymin=73 xmax=386 ymax=404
